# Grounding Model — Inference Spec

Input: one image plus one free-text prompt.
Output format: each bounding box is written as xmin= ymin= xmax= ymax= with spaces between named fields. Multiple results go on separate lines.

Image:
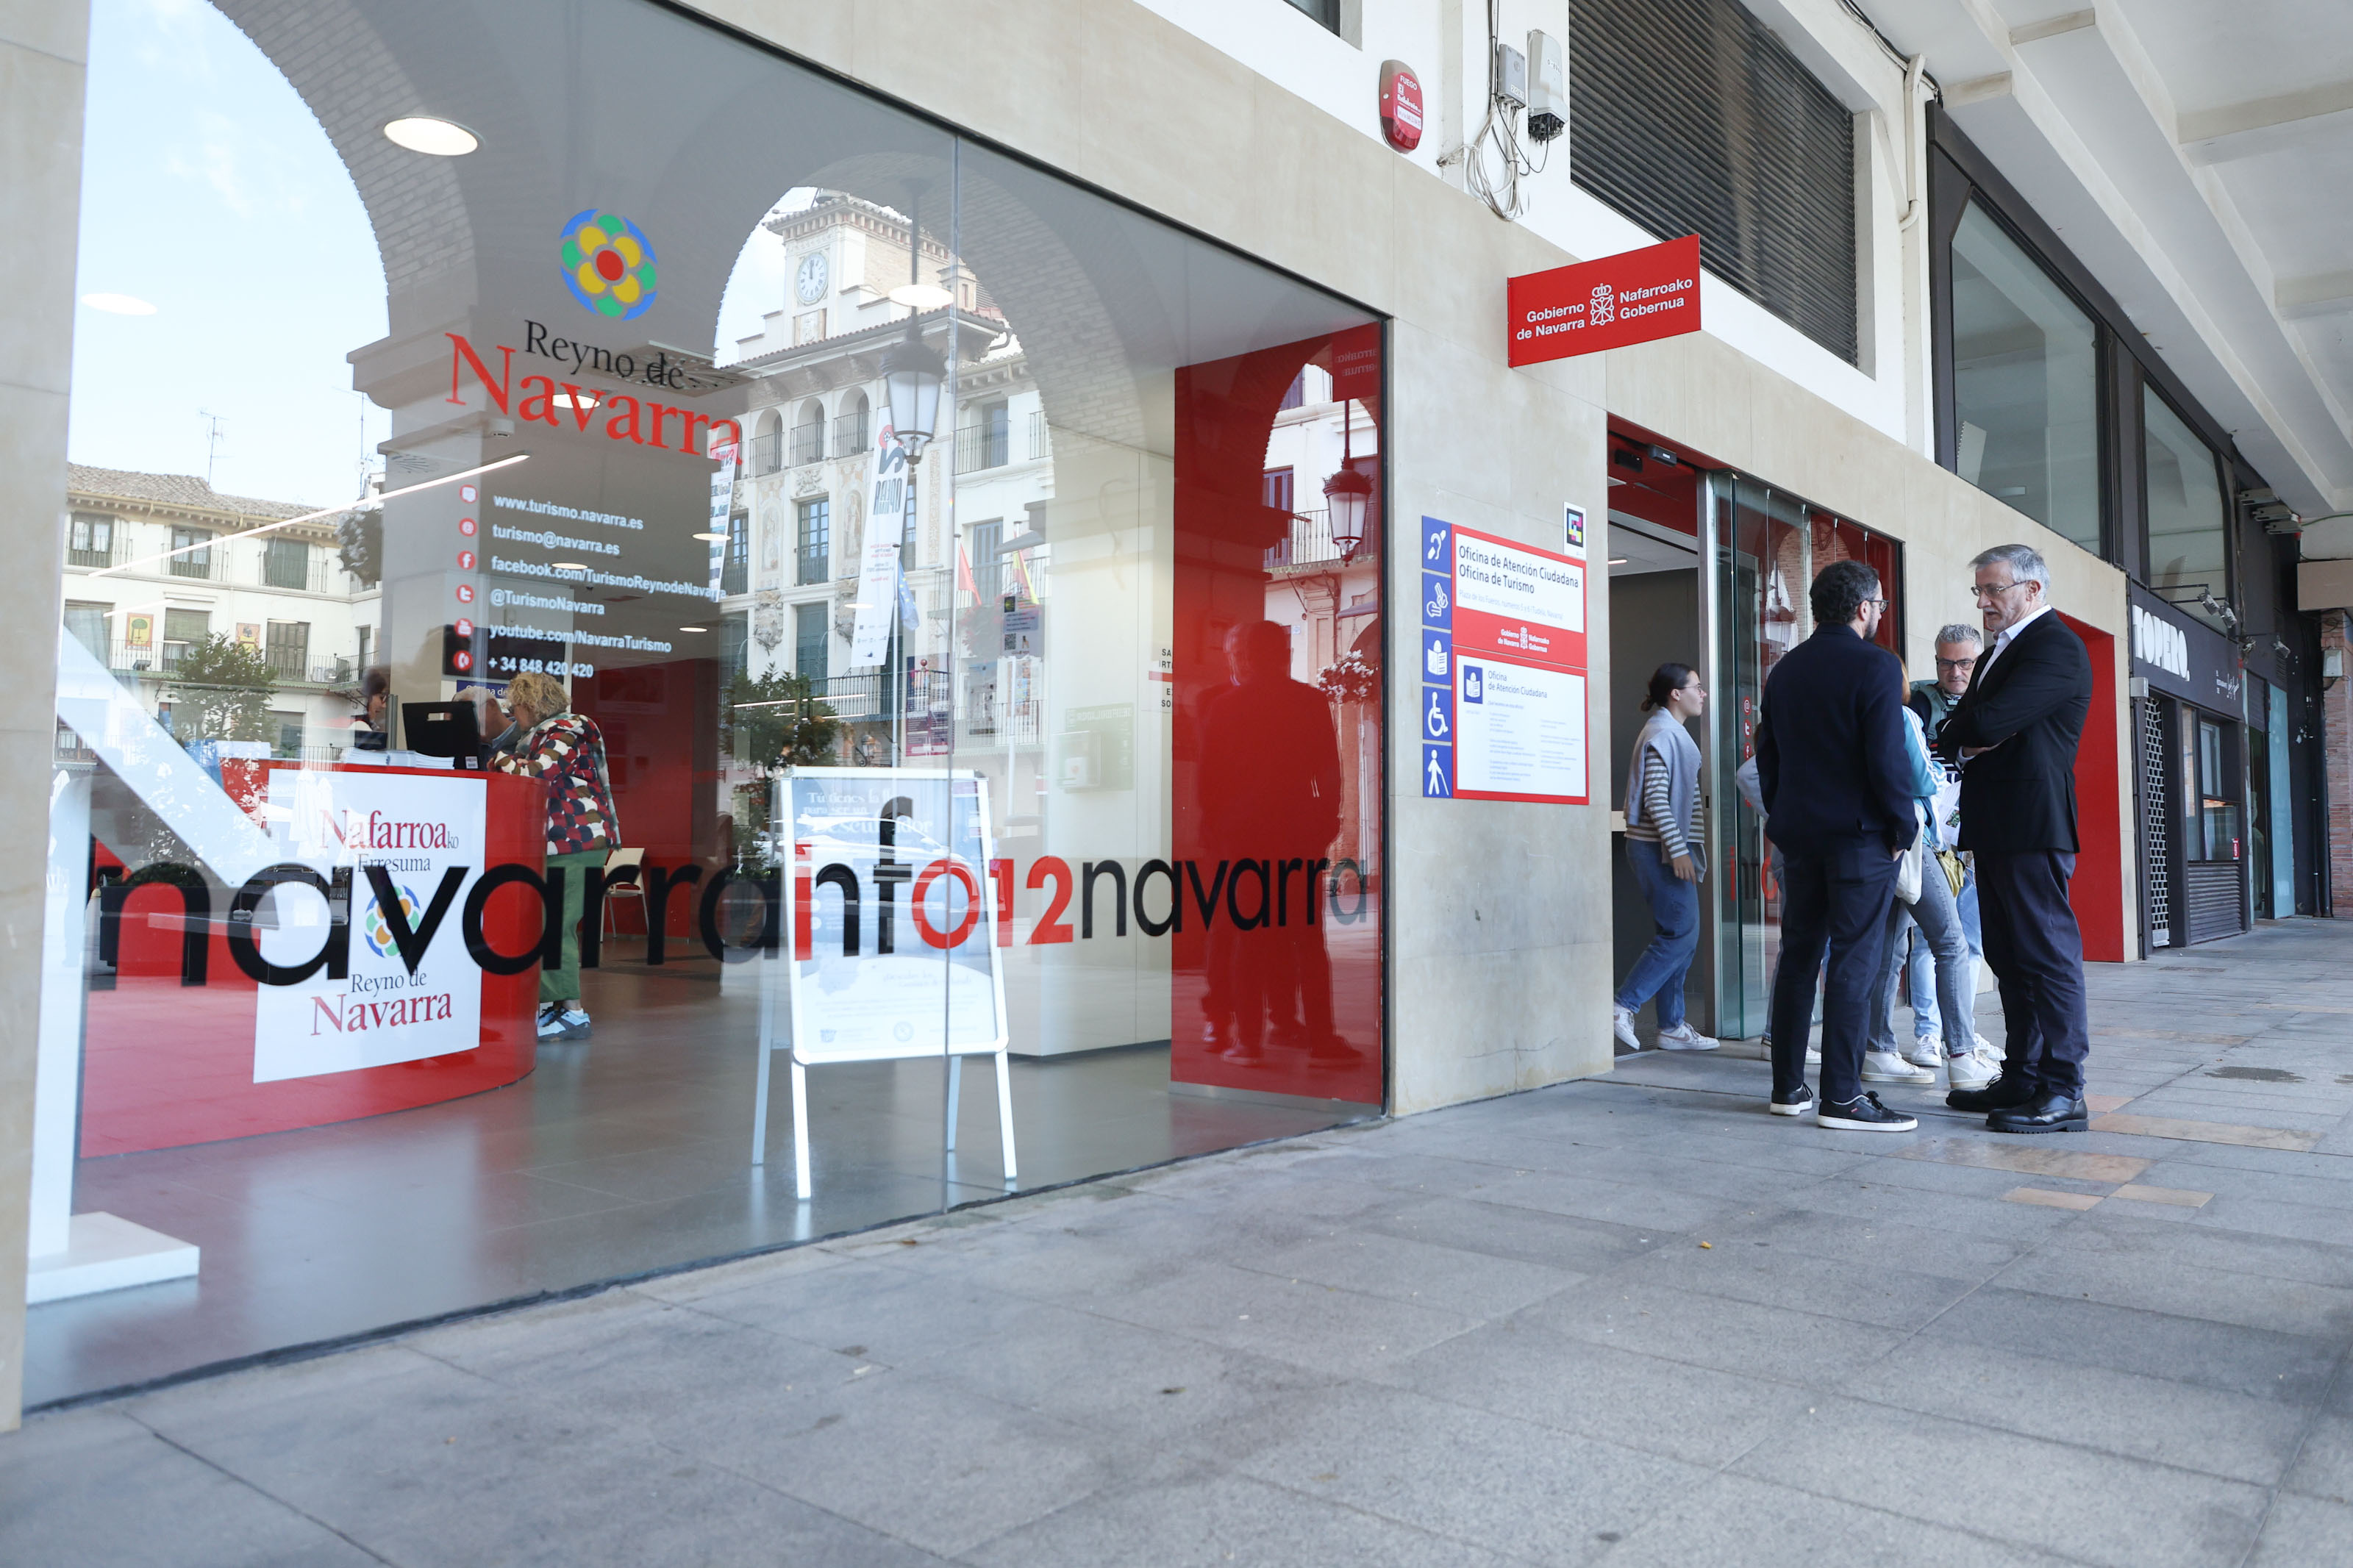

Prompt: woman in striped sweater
xmin=1613 ymin=662 xmax=1717 ymax=1053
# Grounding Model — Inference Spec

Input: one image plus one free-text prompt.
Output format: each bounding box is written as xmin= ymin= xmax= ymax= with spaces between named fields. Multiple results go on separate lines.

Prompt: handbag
xmin=1935 ymin=847 xmax=1967 ymax=899
xmin=1894 ymin=827 xmax=1924 ymax=905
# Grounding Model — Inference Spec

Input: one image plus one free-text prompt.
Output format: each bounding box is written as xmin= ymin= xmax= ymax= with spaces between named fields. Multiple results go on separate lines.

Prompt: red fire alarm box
xmin=1380 ymin=61 xmax=1424 ymax=151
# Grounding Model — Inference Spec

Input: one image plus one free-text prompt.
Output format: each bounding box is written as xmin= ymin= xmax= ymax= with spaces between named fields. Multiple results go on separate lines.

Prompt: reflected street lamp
xmin=883 ymin=329 xmax=945 ymax=465
xmin=1324 ymin=465 xmax=1373 ymax=560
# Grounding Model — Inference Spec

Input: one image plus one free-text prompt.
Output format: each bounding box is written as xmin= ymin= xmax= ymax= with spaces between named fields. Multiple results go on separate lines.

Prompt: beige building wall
xmin=686 ymin=0 xmax=2138 ymax=1118
xmin=1 ymin=0 xmax=90 ymax=1432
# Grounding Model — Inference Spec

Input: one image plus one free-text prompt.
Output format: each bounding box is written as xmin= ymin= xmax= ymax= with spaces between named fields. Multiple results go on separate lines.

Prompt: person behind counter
xmin=496 ymin=670 xmax=621 ymax=1043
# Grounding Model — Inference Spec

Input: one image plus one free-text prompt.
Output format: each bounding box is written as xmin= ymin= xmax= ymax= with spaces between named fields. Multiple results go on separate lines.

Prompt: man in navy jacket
xmin=1755 ymin=559 xmax=1921 ymax=1131
xmin=1935 ymin=544 xmax=2096 ymax=1133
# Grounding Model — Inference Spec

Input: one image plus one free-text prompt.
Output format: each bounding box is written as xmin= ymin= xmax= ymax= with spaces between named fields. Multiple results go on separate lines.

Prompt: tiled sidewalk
xmin=8 ymin=923 xmax=2353 ymax=1567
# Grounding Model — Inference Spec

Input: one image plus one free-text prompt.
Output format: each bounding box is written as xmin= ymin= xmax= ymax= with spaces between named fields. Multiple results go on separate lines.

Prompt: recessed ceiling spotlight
xmin=549 ymin=561 xmax=588 ymax=571
xmin=691 ymin=531 xmax=727 ymax=542
xmin=384 ymin=116 xmax=479 ymax=156
xmin=553 ymin=391 xmax=599 ymax=410
xmin=677 ymin=625 xmax=709 ymax=632
xmin=81 ymin=293 xmax=157 ymax=315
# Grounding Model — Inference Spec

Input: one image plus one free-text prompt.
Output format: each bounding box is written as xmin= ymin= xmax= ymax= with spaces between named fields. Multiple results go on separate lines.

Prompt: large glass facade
xmin=1949 ymin=204 xmax=2101 ymax=551
xmin=2144 ymin=387 xmax=2231 ymax=631
xmin=37 ymin=0 xmax=1384 ymax=1403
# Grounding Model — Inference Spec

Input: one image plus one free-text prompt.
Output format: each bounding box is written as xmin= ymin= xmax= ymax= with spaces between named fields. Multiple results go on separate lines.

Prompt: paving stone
xmin=1222 ymin=1225 xmax=1587 ymax=1319
xmin=1602 ymin=1469 xmax=2083 ymax=1568
xmin=1932 ymin=1285 xmax=2341 ymax=1403
xmin=1383 ymin=1321 xmax=1810 ymax=1467
xmin=0 ymin=1408 xmax=377 ymax=1568
xmin=1732 ymin=1395 xmax=2269 ymax=1568
xmin=1513 ymin=1275 xmax=1912 ymax=1383
xmin=962 ymin=1462 xmax=1527 ymax=1568
xmin=1210 ymin=1381 xmax=1716 ymax=1566
xmin=2283 ymin=1412 xmax=2353 ymax=1504
xmin=1603 ymin=1231 xmax=1978 ymax=1330
xmin=2246 ymin=1491 xmax=2353 ymax=1567
xmin=1993 ymin=1239 xmax=2353 ymax=1338
xmin=1840 ymin=1335 xmax=2311 ymax=1485
xmin=129 ymin=1343 xmax=946 ymax=1567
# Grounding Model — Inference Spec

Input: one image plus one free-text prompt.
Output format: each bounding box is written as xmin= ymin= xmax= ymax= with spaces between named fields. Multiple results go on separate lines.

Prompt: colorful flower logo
xmin=362 ymin=884 xmax=425 ymax=959
xmin=559 ymin=208 xmax=657 ymax=321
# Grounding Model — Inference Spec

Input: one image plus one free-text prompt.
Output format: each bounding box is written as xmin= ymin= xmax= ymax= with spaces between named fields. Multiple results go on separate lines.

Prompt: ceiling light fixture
xmin=81 ymin=293 xmax=157 ymax=315
xmin=677 ymin=625 xmax=709 ymax=632
xmin=549 ymin=561 xmax=588 ymax=571
xmin=691 ymin=531 xmax=727 ymax=542
xmin=887 ymin=282 xmax=953 ymax=311
xmin=1607 ymin=557 xmax=1629 ymax=565
xmin=553 ymin=391 xmax=599 ymax=410
xmin=384 ymin=116 xmax=479 ymax=156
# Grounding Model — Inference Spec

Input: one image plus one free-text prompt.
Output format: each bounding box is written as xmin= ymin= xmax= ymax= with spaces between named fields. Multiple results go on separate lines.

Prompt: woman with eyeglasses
xmin=1613 ymin=663 xmax=1718 ymax=1053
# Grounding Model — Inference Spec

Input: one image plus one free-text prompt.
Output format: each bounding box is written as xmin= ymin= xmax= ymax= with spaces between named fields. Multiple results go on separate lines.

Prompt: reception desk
xmin=83 ymin=762 xmax=548 ymax=1156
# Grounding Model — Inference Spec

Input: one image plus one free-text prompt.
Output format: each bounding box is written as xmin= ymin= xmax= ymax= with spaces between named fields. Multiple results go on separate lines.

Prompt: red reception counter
xmin=84 ymin=762 xmax=548 ymax=1156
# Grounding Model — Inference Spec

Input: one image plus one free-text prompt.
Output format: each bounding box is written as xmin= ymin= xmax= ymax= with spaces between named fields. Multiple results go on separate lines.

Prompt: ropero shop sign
xmin=1507 ymin=235 xmax=1703 ymax=367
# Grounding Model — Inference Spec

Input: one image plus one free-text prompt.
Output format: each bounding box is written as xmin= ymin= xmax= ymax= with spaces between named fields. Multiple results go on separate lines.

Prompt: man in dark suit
xmin=1756 ymin=559 xmax=1920 ymax=1131
xmin=1935 ymin=544 xmax=2096 ymax=1133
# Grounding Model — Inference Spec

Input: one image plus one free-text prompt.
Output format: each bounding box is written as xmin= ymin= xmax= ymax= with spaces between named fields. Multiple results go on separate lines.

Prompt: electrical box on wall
xmin=1526 ymin=29 xmax=1565 ymax=143
xmin=1494 ymin=40 xmax=1527 ymax=110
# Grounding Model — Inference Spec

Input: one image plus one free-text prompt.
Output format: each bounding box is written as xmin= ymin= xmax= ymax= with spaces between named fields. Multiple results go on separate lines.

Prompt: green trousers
xmin=541 ymin=849 xmax=605 ymax=1005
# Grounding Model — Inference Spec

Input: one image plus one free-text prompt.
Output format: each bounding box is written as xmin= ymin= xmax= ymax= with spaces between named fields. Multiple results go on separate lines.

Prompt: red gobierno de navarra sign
xmin=1507 ymin=235 xmax=1702 ymax=367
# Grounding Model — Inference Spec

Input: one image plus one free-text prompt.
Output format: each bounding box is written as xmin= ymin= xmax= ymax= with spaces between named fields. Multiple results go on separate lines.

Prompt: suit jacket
xmin=1755 ymin=623 xmax=1916 ymax=855
xmin=1933 ymin=610 xmax=2092 ymax=854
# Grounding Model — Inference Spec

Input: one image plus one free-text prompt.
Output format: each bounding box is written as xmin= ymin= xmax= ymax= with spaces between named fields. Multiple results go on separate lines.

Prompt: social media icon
xmin=455 ymin=583 xmax=475 ymax=604
xmin=454 ymin=617 xmax=474 ymax=638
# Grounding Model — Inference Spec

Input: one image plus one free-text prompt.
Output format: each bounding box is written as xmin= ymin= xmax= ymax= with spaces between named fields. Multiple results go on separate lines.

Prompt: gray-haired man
xmin=1935 ymin=545 xmax=2096 ymax=1134
xmin=1893 ymin=624 xmax=1992 ymax=1078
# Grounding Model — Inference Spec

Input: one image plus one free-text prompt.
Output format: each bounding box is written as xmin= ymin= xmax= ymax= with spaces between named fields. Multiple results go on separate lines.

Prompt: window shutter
xmin=1570 ymin=0 xmax=1858 ymax=363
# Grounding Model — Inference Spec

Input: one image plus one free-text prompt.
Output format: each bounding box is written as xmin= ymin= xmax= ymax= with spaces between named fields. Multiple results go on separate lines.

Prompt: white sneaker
xmin=1862 ymin=1050 xmax=1935 ymax=1085
xmin=1904 ymin=1038 xmax=1944 ymax=1070
xmin=1973 ymin=1032 xmax=1995 ymax=1056
xmin=1804 ymin=1042 xmax=1821 ymax=1064
xmin=1612 ymin=1005 xmax=1643 ymax=1052
xmin=1657 ymin=1022 xmax=1719 ymax=1052
xmin=536 ymin=1004 xmax=570 ymax=1042
xmin=1946 ymin=1049 xmax=2002 ymax=1090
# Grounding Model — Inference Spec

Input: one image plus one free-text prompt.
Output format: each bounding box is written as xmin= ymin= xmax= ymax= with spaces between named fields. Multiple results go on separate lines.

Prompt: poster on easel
xmin=781 ymin=767 xmax=1006 ymax=1062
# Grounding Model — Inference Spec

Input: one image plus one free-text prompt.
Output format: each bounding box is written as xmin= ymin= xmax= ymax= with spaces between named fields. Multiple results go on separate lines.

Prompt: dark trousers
xmin=1974 ymin=850 xmax=2089 ymax=1098
xmin=1769 ymin=841 xmax=1897 ymax=1106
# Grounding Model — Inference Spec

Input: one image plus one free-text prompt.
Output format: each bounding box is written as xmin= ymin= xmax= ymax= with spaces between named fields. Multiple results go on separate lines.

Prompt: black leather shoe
xmin=1946 ymin=1074 xmax=2036 ymax=1113
xmin=1988 ymin=1092 xmax=2090 ymax=1134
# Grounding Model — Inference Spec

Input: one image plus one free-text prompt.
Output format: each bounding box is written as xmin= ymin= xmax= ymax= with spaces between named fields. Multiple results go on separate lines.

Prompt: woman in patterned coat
xmin=497 ymin=670 xmax=621 ymax=1042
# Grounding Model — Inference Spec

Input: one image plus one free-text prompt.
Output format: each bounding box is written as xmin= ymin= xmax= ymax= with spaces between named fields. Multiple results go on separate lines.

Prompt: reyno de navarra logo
xmin=559 ymin=208 xmax=658 ymax=321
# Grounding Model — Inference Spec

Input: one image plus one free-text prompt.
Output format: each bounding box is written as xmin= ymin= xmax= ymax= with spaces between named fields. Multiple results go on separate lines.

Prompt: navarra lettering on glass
xmin=446 ymin=332 xmax=741 ymax=457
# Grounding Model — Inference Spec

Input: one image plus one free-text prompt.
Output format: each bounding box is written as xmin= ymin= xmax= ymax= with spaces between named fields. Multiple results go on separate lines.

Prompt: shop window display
xmin=35 ymin=0 xmax=1384 ymax=1403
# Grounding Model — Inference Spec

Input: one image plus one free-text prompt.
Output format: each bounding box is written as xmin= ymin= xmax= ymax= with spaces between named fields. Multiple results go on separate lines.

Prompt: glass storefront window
xmin=2144 ymin=387 xmax=2231 ymax=632
xmin=38 ymin=0 xmax=1385 ymax=1405
xmin=1949 ymin=204 xmax=2101 ymax=551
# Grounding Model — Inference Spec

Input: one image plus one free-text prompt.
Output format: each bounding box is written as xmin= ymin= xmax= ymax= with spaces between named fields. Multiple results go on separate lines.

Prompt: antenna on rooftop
xmin=198 ymin=409 xmax=226 ymax=490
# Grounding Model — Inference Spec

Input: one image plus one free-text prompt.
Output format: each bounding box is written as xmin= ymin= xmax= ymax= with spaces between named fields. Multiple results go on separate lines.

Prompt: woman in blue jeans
xmin=1613 ymin=665 xmax=1716 ymax=1052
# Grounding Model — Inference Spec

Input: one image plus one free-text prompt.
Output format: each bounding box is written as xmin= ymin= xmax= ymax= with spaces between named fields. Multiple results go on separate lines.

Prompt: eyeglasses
xmin=1933 ymin=656 xmax=1978 ymax=670
xmin=1971 ymin=580 xmax=2029 ymax=601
